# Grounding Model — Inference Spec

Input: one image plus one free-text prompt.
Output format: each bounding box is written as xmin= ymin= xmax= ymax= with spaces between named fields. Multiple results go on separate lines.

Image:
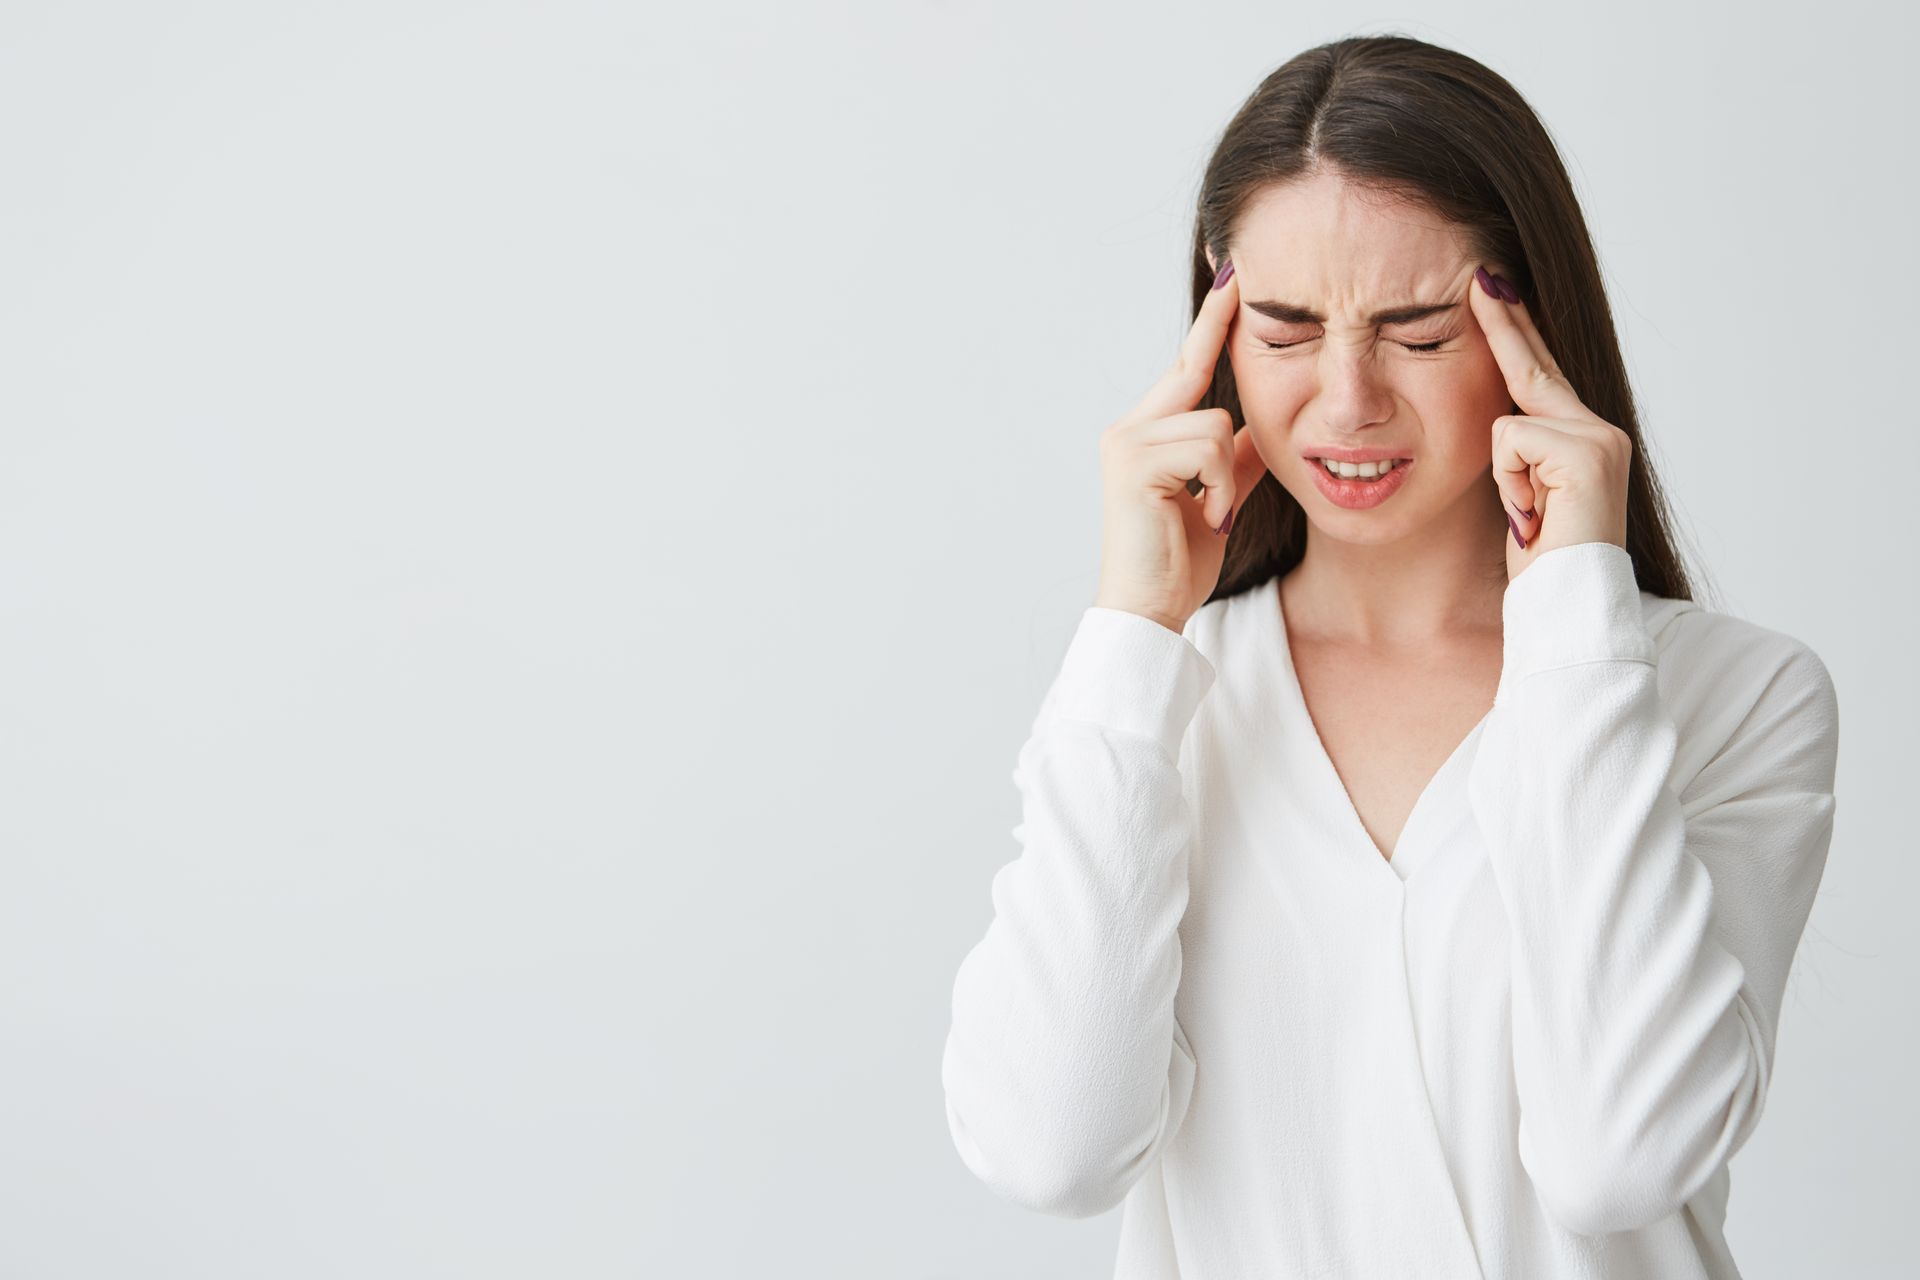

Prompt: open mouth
xmin=1308 ymin=456 xmax=1409 ymax=482
xmin=1305 ymin=454 xmax=1414 ymax=509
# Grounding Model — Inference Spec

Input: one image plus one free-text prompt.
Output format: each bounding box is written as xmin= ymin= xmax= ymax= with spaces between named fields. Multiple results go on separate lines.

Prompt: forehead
xmin=1230 ymin=174 xmax=1471 ymax=305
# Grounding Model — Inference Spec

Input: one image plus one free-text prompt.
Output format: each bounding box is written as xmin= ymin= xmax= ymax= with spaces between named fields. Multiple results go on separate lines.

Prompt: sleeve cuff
xmin=1047 ymin=606 xmax=1218 ymax=755
xmin=1497 ymin=541 xmax=1655 ymax=705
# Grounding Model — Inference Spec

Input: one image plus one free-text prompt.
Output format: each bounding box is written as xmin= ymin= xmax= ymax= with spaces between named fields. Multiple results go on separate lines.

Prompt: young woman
xmin=941 ymin=34 xmax=1840 ymax=1280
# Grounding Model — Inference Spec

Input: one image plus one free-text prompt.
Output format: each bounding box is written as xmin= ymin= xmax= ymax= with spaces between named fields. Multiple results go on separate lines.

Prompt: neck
xmin=1282 ymin=482 xmax=1510 ymax=648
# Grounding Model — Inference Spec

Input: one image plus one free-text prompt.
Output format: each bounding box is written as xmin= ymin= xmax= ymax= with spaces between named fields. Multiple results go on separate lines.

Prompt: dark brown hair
xmin=1190 ymin=34 xmax=1711 ymax=608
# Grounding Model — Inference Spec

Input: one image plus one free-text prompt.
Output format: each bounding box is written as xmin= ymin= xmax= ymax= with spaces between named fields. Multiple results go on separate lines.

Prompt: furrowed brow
xmin=1245 ymin=300 xmax=1458 ymax=326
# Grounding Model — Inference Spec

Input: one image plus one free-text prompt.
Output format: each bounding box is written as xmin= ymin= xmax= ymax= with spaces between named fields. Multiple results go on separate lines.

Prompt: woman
xmin=940 ymin=34 xmax=1840 ymax=1280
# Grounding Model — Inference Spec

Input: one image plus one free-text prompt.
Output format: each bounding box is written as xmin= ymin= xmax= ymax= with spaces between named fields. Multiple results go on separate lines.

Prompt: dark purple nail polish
xmin=1505 ymin=509 xmax=1528 ymax=550
xmin=1475 ymin=266 xmax=1500 ymax=299
xmin=1212 ymin=259 xmax=1235 ymax=291
xmin=1510 ymin=498 xmax=1536 ymax=522
xmin=1216 ymin=508 xmax=1234 ymax=537
xmin=1492 ymin=273 xmax=1520 ymax=304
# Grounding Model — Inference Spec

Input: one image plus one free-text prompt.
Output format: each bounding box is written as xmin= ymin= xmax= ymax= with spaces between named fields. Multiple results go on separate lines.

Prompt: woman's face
xmin=1216 ymin=173 xmax=1516 ymax=546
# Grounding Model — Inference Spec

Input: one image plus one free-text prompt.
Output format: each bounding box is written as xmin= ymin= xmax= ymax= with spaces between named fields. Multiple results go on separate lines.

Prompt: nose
xmin=1306 ymin=340 xmax=1397 ymax=434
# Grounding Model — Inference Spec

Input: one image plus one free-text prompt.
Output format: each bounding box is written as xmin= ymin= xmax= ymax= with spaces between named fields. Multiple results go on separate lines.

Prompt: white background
xmin=0 ymin=2 xmax=1909 ymax=1276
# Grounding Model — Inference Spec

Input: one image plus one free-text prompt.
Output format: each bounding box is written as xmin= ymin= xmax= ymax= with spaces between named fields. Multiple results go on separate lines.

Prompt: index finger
xmin=1467 ymin=265 xmax=1586 ymax=420
xmin=1119 ymin=259 xmax=1240 ymax=428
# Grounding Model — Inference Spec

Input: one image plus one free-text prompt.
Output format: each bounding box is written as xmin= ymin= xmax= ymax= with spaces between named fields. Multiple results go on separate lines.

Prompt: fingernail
xmin=1505 ymin=509 xmax=1528 ymax=549
xmin=1492 ymin=273 xmax=1520 ymax=304
xmin=1510 ymin=498 xmax=1536 ymax=522
xmin=1212 ymin=259 xmax=1235 ymax=291
xmin=1216 ymin=508 xmax=1234 ymax=537
xmin=1475 ymin=266 xmax=1501 ymax=299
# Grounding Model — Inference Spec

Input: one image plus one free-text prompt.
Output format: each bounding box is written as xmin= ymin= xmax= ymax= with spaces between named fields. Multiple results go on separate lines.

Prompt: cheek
xmin=1227 ymin=348 xmax=1304 ymax=416
xmin=1229 ymin=343 xmax=1511 ymax=447
xmin=1239 ymin=357 xmax=1484 ymax=413
xmin=1409 ymin=355 xmax=1511 ymax=444
xmin=1454 ymin=330 xmax=1515 ymax=407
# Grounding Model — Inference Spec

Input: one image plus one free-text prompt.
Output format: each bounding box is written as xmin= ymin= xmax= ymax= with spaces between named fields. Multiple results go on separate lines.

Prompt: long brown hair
xmin=1191 ymin=34 xmax=1711 ymax=608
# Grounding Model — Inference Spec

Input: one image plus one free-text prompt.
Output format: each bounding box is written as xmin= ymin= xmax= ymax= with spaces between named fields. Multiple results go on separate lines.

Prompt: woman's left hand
xmin=1469 ymin=264 xmax=1633 ymax=581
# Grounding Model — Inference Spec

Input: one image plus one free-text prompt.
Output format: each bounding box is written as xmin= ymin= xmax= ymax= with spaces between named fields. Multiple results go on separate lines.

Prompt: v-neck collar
xmin=1255 ymin=574 xmax=1491 ymax=885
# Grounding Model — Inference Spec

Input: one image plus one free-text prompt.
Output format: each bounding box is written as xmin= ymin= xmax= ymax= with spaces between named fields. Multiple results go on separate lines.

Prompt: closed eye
xmin=1264 ymin=338 xmax=1450 ymax=353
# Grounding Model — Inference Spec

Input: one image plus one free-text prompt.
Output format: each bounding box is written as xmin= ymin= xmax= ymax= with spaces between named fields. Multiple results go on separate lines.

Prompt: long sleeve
xmin=1466 ymin=541 xmax=1840 ymax=1237
xmin=942 ymin=605 xmax=1216 ymax=1219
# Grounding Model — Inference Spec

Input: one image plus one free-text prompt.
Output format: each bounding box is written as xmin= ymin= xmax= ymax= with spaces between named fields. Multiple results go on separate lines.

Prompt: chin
xmin=1310 ymin=513 xmax=1425 ymax=545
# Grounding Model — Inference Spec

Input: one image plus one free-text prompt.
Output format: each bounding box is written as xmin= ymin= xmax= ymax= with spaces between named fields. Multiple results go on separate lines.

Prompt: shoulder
xmin=1643 ymin=590 xmax=1835 ymax=707
xmin=1180 ymin=591 xmax=1235 ymax=655
xmin=1639 ymin=589 xmax=1839 ymax=787
xmin=1180 ymin=576 xmax=1271 ymax=675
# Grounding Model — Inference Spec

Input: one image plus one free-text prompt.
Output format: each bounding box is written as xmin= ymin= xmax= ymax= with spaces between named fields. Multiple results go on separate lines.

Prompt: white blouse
xmin=942 ymin=541 xmax=1840 ymax=1278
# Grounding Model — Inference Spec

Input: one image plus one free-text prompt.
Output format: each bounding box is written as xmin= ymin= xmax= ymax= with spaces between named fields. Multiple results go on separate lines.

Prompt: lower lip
xmin=1307 ymin=458 xmax=1413 ymax=509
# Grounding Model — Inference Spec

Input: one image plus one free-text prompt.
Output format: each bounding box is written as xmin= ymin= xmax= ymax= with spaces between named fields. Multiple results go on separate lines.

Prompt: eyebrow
xmin=1243 ymin=299 xmax=1459 ymax=326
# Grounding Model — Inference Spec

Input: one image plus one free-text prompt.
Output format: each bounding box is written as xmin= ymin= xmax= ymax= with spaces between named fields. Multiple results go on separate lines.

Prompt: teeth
xmin=1321 ymin=458 xmax=1401 ymax=479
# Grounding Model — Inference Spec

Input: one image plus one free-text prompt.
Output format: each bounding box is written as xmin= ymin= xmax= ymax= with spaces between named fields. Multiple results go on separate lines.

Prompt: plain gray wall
xmin=0 ymin=2 xmax=1909 ymax=1276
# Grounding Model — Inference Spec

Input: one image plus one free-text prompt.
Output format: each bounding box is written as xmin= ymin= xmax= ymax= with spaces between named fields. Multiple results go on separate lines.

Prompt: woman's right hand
xmin=1093 ymin=259 xmax=1269 ymax=634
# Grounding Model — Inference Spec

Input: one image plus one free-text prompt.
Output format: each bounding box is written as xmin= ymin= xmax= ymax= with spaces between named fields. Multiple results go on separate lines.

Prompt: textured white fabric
xmin=942 ymin=541 xmax=1839 ymax=1279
